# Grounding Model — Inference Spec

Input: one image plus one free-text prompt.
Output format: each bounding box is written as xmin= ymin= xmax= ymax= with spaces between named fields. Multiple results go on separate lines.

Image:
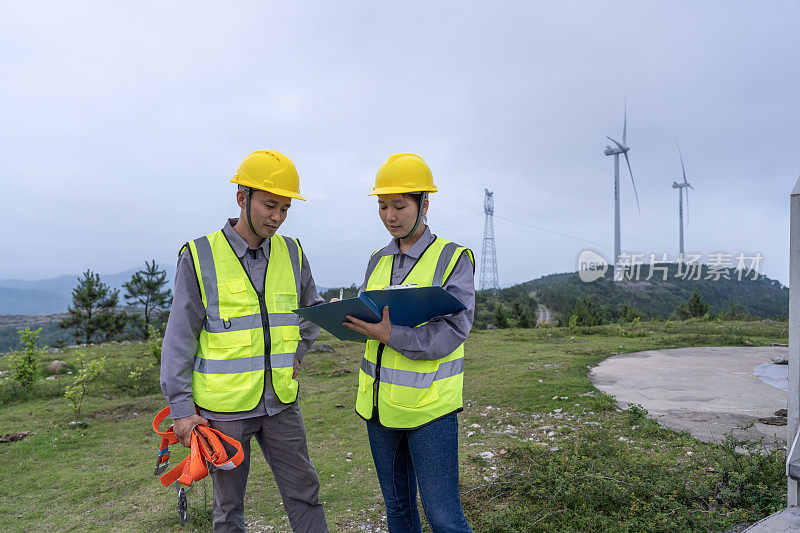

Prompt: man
xmin=160 ymin=150 xmax=328 ymax=532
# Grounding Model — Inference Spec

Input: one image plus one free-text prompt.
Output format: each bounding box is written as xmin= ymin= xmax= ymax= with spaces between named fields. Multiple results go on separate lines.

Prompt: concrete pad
xmin=589 ymin=346 xmax=789 ymax=444
xmin=745 ymin=507 xmax=800 ymax=532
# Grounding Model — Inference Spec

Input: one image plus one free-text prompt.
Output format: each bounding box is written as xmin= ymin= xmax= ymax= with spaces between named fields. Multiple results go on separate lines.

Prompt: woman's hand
xmin=344 ymin=306 xmax=392 ymax=345
xmin=329 ymin=298 xmax=340 ymax=302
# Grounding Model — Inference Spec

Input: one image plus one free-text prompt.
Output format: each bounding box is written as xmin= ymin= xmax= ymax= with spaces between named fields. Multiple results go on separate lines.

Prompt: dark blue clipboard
xmin=293 ymin=286 xmax=466 ymax=342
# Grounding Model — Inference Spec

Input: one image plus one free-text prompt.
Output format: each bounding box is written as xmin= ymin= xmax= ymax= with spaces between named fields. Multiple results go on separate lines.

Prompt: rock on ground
xmin=46 ymin=360 xmax=70 ymax=374
xmin=308 ymin=344 xmax=334 ymax=353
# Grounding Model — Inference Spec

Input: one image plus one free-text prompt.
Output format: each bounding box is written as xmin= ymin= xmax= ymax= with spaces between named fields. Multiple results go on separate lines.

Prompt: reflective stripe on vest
xmin=187 ymin=231 xmax=302 ymax=412
xmin=355 ymin=237 xmax=474 ymax=429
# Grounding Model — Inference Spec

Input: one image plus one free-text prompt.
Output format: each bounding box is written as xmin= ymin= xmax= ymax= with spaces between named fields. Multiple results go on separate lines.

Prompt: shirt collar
xmin=223 ymin=218 xmax=271 ymax=259
xmin=380 ymin=226 xmax=434 ymax=259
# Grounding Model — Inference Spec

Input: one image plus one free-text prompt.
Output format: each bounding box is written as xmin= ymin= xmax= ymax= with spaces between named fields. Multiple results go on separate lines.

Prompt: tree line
xmin=481 ymin=287 xmax=756 ymax=330
xmin=58 ymin=260 xmax=172 ymax=344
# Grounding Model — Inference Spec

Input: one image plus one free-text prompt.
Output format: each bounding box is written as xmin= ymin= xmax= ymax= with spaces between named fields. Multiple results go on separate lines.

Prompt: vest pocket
xmin=388 ymin=381 xmax=440 ymax=408
xmin=273 ymin=293 xmax=297 ymax=313
xmin=280 ymin=327 xmax=302 ymax=342
xmin=225 ymin=278 xmax=247 ymax=294
xmin=208 ymin=329 xmax=252 ymax=353
xmin=204 ymin=330 xmax=253 ymax=391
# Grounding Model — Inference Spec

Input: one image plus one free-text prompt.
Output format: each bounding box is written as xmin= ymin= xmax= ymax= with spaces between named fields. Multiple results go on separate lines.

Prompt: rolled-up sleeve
xmin=160 ymin=250 xmax=205 ymax=419
xmin=295 ymin=250 xmax=324 ymax=362
xmin=386 ymin=251 xmax=475 ymax=360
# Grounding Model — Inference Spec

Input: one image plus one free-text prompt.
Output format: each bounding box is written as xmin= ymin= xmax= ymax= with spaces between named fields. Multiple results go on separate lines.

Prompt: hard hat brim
xmin=367 ymin=185 xmax=438 ymax=196
xmin=230 ymin=178 xmax=306 ymax=201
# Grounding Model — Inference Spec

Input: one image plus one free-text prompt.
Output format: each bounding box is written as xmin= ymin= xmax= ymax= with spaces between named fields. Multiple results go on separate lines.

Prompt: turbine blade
xmin=607 ymin=136 xmax=626 ymax=151
xmin=623 ymin=97 xmax=628 ymax=146
xmin=623 ymin=152 xmax=641 ymax=215
xmin=677 ymin=141 xmax=688 ymax=185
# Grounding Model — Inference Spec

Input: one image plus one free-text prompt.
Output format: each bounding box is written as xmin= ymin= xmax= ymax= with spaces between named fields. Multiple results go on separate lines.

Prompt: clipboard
xmin=293 ymin=286 xmax=466 ymax=342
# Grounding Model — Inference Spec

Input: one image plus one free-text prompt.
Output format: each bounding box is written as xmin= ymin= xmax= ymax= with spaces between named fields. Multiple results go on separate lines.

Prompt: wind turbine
xmin=672 ymin=141 xmax=693 ymax=257
xmin=604 ymin=102 xmax=641 ymax=271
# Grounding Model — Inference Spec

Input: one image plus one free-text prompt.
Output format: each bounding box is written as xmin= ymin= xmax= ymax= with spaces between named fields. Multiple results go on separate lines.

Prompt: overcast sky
xmin=1 ymin=1 xmax=798 ymax=288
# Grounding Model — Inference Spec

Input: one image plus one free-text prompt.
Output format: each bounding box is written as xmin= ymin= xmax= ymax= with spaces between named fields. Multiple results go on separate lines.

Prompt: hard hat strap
xmin=245 ymin=187 xmax=258 ymax=237
xmin=401 ymin=192 xmax=428 ymax=240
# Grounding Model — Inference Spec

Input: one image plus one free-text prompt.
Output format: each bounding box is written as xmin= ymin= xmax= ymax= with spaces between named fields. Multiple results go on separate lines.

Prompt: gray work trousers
xmin=208 ymin=403 xmax=328 ymax=533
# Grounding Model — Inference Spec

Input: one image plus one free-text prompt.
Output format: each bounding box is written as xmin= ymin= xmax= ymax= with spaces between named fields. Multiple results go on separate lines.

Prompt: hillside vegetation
xmin=474 ymin=264 xmax=788 ymax=329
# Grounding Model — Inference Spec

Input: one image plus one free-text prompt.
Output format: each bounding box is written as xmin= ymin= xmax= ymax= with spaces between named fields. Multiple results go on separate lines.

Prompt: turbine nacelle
xmin=604 ymin=137 xmax=629 ymax=156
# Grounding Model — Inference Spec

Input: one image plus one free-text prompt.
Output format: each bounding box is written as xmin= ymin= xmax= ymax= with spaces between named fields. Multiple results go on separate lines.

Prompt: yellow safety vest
xmin=355 ymin=237 xmax=474 ymax=429
xmin=183 ymin=231 xmax=303 ymax=412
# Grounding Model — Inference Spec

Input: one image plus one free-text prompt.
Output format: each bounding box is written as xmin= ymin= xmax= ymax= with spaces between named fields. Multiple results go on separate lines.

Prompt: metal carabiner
xmin=154 ymin=447 xmax=170 ymax=476
xmin=177 ymin=483 xmax=192 ymax=526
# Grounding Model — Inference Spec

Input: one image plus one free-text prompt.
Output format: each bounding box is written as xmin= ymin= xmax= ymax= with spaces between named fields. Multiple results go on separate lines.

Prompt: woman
xmin=343 ymin=153 xmax=475 ymax=533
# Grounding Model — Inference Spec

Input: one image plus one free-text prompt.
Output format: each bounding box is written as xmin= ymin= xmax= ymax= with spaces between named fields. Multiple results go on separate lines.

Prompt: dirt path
xmin=536 ymin=304 xmax=552 ymax=326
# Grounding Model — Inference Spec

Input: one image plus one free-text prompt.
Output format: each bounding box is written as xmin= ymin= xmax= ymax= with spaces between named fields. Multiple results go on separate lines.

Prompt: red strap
xmin=152 ymin=406 xmax=244 ymax=488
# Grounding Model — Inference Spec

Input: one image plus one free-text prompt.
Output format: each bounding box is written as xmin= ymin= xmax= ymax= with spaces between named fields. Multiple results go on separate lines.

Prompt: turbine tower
xmin=672 ymin=141 xmax=694 ymax=257
xmin=604 ymin=101 xmax=641 ymax=272
xmin=480 ymin=188 xmax=500 ymax=292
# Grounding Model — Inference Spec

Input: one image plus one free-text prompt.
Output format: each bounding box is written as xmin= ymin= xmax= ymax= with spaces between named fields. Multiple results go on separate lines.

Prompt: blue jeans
xmin=366 ymin=413 xmax=472 ymax=533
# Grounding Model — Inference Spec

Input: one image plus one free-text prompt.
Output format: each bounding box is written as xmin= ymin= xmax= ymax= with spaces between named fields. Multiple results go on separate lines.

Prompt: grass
xmin=0 ymin=319 xmax=789 ymax=532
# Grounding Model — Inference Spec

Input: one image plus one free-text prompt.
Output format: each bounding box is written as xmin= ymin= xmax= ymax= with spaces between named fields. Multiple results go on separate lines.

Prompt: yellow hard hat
xmin=368 ymin=153 xmax=438 ymax=196
xmin=231 ymin=150 xmax=306 ymax=201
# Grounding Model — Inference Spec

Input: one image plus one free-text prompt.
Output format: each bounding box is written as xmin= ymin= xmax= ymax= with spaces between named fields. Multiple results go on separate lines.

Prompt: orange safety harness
xmin=152 ymin=406 xmax=244 ymax=525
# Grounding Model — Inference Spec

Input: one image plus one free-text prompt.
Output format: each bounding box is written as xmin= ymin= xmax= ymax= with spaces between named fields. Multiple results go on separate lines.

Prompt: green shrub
xmin=6 ymin=327 xmax=46 ymax=388
xmin=64 ymin=352 xmax=107 ymax=420
xmin=147 ymin=324 xmax=164 ymax=364
xmin=494 ymin=306 xmax=509 ymax=329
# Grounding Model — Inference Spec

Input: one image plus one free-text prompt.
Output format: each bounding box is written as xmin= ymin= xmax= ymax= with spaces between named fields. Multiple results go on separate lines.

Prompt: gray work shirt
xmin=358 ymin=226 xmax=475 ymax=360
xmin=160 ymin=219 xmax=323 ymax=421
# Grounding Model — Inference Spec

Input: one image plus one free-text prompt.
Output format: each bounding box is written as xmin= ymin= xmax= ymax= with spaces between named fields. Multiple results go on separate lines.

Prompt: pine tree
xmin=123 ymin=260 xmax=172 ymax=339
xmin=493 ymin=306 xmax=509 ymax=329
xmin=571 ymin=296 xmax=601 ymax=326
xmin=674 ymin=289 xmax=711 ymax=319
xmin=687 ymin=289 xmax=710 ymax=317
xmin=517 ymin=307 xmax=533 ymax=328
xmin=58 ymin=270 xmax=123 ymax=344
xmin=511 ymin=299 xmax=533 ymax=328
xmin=97 ymin=309 xmax=130 ymax=342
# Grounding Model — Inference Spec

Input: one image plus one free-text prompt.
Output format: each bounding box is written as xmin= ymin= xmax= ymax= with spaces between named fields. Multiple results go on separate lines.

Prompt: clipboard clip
xmin=384 ymin=284 xmax=417 ymax=290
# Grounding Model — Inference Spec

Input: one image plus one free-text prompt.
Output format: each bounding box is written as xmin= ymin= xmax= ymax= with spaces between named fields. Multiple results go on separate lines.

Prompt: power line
xmin=494 ymin=214 xmax=610 ymax=251
xmin=496 ymin=200 xmax=677 ymax=252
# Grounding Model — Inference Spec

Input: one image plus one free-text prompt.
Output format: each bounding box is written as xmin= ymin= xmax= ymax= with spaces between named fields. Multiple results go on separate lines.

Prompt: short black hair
xmin=403 ymin=192 xmax=423 ymax=207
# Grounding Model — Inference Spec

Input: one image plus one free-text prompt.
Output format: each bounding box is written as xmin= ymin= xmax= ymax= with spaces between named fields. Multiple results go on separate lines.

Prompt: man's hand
xmin=329 ymin=297 xmax=341 ymax=302
xmin=293 ymin=357 xmax=300 ymax=380
xmin=344 ymin=306 xmax=392 ymax=345
xmin=173 ymin=414 xmax=209 ymax=447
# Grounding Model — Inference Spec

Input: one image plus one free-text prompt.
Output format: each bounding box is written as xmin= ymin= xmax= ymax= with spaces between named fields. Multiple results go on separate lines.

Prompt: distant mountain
xmin=0 ymin=264 xmax=176 ymax=315
xmin=0 ymin=288 xmax=72 ymax=315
